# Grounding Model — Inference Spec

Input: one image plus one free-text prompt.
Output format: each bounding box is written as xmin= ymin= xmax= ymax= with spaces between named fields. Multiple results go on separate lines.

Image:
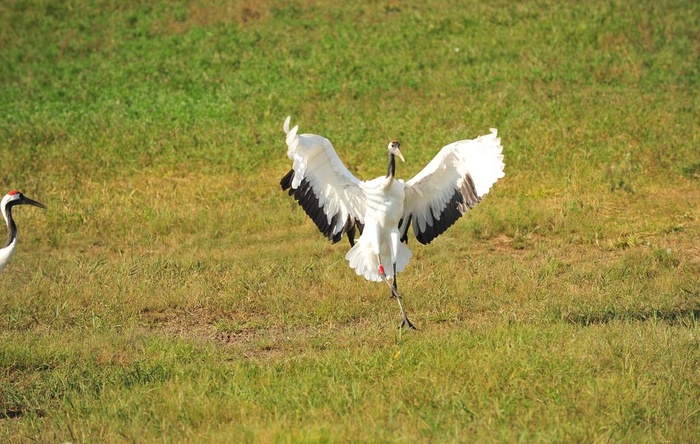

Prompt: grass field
xmin=1 ymin=0 xmax=699 ymax=441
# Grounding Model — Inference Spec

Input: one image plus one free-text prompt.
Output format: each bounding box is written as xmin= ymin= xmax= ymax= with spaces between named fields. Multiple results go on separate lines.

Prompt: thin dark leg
xmin=392 ymin=262 xmax=416 ymax=330
xmin=377 ymin=258 xmax=416 ymax=330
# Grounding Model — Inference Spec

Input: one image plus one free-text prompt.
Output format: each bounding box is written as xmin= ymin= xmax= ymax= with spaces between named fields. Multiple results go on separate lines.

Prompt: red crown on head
xmin=8 ymin=190 xmax=19 ymax=196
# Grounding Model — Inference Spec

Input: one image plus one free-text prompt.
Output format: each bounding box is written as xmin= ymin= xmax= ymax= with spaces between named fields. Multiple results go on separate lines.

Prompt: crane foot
xmin=399 ymin=316 xmax=417 ymax=330
xmin=394 ymin=289 xmax=417 ymax=330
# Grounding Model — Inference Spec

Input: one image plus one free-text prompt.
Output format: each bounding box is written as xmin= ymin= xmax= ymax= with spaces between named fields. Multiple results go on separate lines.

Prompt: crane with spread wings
xmin=281 ymin=117 xmax=505 ymax=329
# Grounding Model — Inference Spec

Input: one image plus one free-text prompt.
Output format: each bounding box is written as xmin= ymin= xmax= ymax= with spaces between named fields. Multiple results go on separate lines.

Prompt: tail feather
xmin=345 ymin=239 xmax=412 ymax=282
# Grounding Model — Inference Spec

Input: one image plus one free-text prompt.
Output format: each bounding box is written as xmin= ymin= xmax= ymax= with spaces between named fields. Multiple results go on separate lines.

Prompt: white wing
xmin=280 ymin=116 xmax=366 ymax=244
xmin=400 ymin=129 xmax=505 ymax=245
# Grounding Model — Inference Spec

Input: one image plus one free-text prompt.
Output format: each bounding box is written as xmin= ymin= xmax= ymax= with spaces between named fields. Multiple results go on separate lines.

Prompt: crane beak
xmin=395 ymin=148 xmax=405 ymax=163
xmin=20 ymin=195 xmax=46 ymax=209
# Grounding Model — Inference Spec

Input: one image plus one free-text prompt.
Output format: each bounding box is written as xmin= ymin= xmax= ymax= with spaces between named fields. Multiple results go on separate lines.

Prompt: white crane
xmin=280 ymin=117 xmax=505 ymax=329
xmin=0 ymin=190 xmax=46 ymax=274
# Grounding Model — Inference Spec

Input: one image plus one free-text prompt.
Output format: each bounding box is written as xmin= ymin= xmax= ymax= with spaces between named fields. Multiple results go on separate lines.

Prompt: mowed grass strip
xmin=1 ymin=0 xmax=699 ymax=441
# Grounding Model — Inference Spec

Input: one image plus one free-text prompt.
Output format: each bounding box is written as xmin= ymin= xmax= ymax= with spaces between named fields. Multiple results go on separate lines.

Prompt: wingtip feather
xmin=286 ymin=125 xmax=299 ymax=148
xmin=283 ymin=116 xmax=292 ymax=134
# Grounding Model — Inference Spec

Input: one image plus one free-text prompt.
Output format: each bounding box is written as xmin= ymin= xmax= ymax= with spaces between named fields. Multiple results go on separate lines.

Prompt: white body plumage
xmin=0 ymin=237 xmax=18 ymax=274
xmin=346 ymin=175 xmax=412 ymax=282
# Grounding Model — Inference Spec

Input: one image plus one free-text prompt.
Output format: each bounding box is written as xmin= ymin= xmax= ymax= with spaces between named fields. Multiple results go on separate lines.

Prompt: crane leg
xmin=377 ymin=260 xmax=417 ymax=330
xmin=392 ymin=262 xmax=416 ymax=330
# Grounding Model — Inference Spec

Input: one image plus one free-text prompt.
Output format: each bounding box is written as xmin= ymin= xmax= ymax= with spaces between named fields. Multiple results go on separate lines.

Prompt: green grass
xmin=1 ymin=0 xmax=699 ymax=441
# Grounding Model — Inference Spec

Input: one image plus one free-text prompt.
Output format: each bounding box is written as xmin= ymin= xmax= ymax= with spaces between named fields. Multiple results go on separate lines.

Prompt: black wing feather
xmin=414 ymin=173 xmax=481 ymax=245
xmin=281 ymin=169 xmax=359 ymax=245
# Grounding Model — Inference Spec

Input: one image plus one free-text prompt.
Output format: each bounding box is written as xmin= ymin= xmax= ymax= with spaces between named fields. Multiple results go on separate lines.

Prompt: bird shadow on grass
xmin=0 ymin=406 xmax=45 ymax=420
xmin=563 ymin=302 xmax=700 ymax=328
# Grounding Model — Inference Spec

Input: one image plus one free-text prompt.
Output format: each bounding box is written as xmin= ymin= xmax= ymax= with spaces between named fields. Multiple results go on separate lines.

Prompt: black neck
xmin=4 ymin=204 xmax=17 ymax=248
xmin=386 ymin=153 xmax=396 ymax=178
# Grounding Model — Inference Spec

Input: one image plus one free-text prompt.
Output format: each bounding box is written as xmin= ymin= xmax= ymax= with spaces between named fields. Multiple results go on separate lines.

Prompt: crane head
xmin=388 ymin=140 xmax=405 ymax=162
xmin=2 ymin=190 xmax=46 ymax=210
